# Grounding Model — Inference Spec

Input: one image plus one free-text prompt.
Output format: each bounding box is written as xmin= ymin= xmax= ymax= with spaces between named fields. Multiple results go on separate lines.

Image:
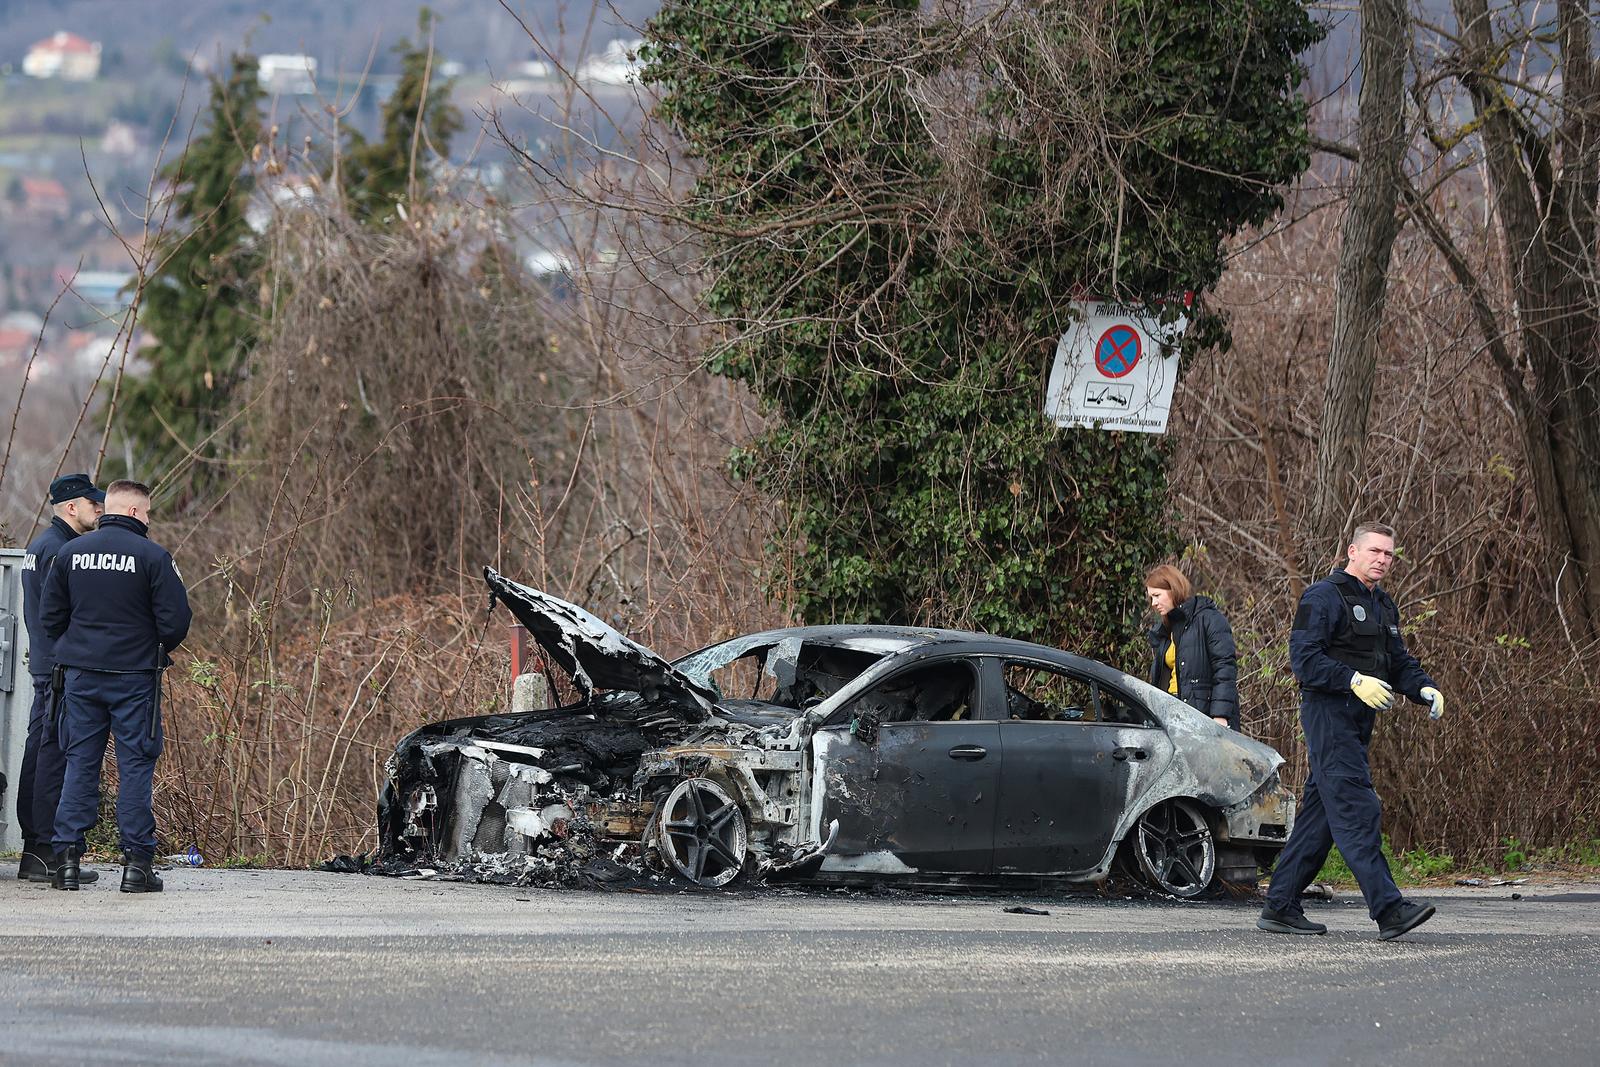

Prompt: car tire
xmin=1129 ymin=798 xmax=1217 ymax=898
xmin=654 ymin=777 xmax=749 ymax=888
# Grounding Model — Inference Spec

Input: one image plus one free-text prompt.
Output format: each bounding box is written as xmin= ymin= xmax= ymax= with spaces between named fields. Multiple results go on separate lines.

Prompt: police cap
xmin=48 ymin=472 xmax=106 ymax=505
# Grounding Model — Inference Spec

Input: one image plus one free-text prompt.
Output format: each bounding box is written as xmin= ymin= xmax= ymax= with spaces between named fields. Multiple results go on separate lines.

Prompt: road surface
xmin=3 ymin=863 xmax=1596 ymax=1065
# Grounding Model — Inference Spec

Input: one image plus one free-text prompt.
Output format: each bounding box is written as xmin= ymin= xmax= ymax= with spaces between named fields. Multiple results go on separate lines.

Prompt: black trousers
xmin=15 ymin=675 xmax=67 ymax=852
xmin=1264 ymin=690 xmax=1403 ymax=921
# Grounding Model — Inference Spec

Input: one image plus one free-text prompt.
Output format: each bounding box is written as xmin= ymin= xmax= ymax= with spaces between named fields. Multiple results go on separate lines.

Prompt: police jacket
xmin=40 ymin=514 xmax=192 ymax=672
xmin=1289 ymin=567 xmax=1433 ymax=702
xmin=1147 ymin=595 xmax=1239 ymax=727
xmin=20 ymin=516 xmax=79 ymax=678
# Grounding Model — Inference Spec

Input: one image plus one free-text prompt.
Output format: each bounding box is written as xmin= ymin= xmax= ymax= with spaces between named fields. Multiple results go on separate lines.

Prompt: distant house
xmin=101 ymin=121 xmax=142 ymax=157
xmin=0 ymin=328 xmax=36 ymax=361
xmin=0 ymin=311 xmax=46 ymax=335
xmin=244 ymin=177 xmax=324 ymax=233
xmin=258 ymin=54 xmax=318 ymax=95
xmin=22 ymin=31 xmax=103 ymax=81
xmin=72 ymin=270 xmax=134 ymax=310
xmin=20 ymin=177 xmax=71 ymax=220
xmin=576 ymin=39 xmax=643 ymax=86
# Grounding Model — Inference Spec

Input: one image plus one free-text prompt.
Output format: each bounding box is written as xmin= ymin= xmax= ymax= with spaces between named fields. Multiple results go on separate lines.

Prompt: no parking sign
xmin=1044 ymin=300 xmax=1187 ymax=433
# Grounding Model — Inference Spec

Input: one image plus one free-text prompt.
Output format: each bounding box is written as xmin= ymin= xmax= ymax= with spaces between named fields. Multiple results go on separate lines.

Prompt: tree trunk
xmin=1309 ymin=0 xmax=1410 ymax=564
xmin=1453 ymin=0 xmax=1600 ymax=638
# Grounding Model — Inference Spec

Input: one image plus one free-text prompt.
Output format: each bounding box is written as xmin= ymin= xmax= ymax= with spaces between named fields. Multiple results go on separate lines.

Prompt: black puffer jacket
xmin=1147 ymin=595 xmax=1239 ymax=729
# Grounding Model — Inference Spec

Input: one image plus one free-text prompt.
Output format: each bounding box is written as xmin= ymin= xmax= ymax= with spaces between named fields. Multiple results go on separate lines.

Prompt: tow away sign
xmin=1044 ymin=300 xmax=1187 ymax=433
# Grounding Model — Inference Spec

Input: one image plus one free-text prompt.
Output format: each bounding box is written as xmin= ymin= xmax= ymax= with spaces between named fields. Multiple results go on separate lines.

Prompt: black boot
xmin=51 ymin=850 xmax=80 ymax=891
xmin=120 ymin=854 xmax=163 ymax=894
xmin=17 ymin=846 xmax=48 ymax=881
xmin=30 ymin=849 xmax=98 ymax=885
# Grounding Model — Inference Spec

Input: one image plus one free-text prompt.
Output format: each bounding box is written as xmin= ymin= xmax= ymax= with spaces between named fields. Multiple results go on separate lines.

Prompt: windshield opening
xmin=677 ymin=636 xmax=886 ymax=709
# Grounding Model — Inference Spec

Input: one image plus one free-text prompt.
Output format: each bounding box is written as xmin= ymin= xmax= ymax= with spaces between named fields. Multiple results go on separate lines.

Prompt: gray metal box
xmin=0 ymin=548 xmax=37 ymax=853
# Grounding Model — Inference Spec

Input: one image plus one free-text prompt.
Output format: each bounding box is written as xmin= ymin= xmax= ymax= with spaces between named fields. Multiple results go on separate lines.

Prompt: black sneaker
xmin=1257 ymin=907 xmax=1327 ymax=935
xmin=1377 ymin=899 xmax=1436 ymax=940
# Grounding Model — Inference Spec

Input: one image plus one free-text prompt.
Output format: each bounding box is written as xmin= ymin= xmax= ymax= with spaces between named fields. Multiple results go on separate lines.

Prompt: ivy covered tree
xmin=342 ymin=7 xmax=461 ymax=225
xmin=643 ymin=1 xmax=1321 ymax=657
xmin=120 ymin=52 xmax=263 ymax=478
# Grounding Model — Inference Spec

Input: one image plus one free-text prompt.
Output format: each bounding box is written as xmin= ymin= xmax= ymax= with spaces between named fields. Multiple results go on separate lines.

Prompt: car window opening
xmin=1003 ymin=661 xmax=1152 ymax=726
xmin=850 ymin=661 xmax=976 ymax=724
xmin=692 ymin=641 xmax=886 ymax=710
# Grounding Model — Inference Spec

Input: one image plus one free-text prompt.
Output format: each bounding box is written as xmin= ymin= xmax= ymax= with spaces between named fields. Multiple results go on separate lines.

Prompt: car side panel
xmin=815 ymin=722 xmax=1000 ymax=874
xmin=992 ymin=722 xmax=1174 ymax=875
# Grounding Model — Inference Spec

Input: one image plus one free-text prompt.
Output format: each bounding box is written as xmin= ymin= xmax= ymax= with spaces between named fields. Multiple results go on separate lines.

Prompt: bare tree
xmin=1443 ymin=0 xmax=1600 ymax=637
xmin=1310 ymin=0 xmax=1411 ymax=558
xmin=1389 ymin=0 xmax=1600 ymax=639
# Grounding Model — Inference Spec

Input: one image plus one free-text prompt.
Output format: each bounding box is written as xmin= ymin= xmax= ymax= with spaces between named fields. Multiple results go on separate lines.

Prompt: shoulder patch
xmin=1292 ymin=602 xmax=1311 ymax=631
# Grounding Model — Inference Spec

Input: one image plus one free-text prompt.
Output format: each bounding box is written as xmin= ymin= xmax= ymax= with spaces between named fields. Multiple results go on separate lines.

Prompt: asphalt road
xmin=2 ymin=864 xmax=1596 ymax=1066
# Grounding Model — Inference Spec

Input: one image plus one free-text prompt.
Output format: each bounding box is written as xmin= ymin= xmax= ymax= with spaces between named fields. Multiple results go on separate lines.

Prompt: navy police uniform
xmin=40 ymin=513 xmax=191 ymax=865
xmin=1264 ymin=567 xmax=1435 ymax=920
xmin=17 ymin=516 xmax=83 ymax=860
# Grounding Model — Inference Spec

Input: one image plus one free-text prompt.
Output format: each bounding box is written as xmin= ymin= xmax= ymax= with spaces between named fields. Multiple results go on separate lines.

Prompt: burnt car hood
xmin=485 ymin=568 xmax=716 ymax=715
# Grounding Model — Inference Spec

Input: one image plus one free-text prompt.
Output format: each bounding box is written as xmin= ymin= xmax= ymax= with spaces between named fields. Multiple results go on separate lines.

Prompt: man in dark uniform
xmin=1258 ymin=522 xmax=1445 ymax=940
xmin=40 ymin=479 xmax=192 ymax=893
xmin=15 ymin=474 xmax=105 ymax=884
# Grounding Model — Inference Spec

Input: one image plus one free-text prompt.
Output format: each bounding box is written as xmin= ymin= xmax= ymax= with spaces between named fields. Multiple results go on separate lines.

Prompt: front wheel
xmin=654 ymin=778 xmax=748 ymax=888
xmin=1130 ymin=798 xmax=1216 ymax=898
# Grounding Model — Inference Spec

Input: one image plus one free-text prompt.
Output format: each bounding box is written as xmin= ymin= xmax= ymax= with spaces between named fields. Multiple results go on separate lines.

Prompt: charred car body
xmin=378 ymin=570 xmax=1295 ymax=895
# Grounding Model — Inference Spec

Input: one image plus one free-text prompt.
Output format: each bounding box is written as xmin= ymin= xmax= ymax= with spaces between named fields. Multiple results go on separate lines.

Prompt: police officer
xmin=15 ymin=474 xmax=105 ymax=884
xmin=40 ymin=479 xmax=191 ymax=893
xmin=1258 ymin=522 xmax=1445 ymax=940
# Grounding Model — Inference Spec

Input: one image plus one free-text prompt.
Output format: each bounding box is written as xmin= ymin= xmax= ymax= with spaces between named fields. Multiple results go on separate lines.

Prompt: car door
xmin=813 ymin=655 xmax=999 ymax=874
xmin=991 ymin=658 xmax=1173 ymax=875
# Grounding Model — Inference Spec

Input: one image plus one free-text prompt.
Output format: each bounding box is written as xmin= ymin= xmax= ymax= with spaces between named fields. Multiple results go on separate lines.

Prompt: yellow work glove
xmin=1349 ymin=672 xmax=1394 ymax=710
xmin=1419 ymin=686 xmax=1445 ymax=721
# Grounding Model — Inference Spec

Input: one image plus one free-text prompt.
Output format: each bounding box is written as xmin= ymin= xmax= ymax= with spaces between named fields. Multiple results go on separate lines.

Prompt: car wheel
xmin=656 ymin=778 xmax=748 ymax=888
xmin=1131 ymin=798 xmax=1216 ymax=898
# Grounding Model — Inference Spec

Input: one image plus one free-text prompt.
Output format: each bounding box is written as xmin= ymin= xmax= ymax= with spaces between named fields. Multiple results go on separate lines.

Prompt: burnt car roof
xmin=677 ymin=624 xmax=975 ymax=658
xmin=676 ymin=624 xmax=1124 ymax=679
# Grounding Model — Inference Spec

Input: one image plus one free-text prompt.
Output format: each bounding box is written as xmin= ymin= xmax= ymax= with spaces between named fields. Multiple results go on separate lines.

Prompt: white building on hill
xmin=258 ymin=54 xmax=318 ymax=95
xmin=576 ymin=39 xmax=643 ymax=86
xmin=22 ymin=31 xmax=102 ymax=81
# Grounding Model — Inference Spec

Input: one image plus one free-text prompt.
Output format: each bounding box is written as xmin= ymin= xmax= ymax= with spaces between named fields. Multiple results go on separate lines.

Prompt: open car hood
xmin=484 ymin=568 xmax=715 ymax=715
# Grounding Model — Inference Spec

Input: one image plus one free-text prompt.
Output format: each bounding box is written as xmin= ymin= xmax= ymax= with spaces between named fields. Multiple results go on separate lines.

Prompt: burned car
xmin=378 ymin=569 xmax=1294 ymax=896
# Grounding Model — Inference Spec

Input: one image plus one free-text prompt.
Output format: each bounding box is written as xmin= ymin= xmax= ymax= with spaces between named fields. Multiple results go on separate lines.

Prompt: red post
xmin=509 ymin=624 xmax=530 ymax=677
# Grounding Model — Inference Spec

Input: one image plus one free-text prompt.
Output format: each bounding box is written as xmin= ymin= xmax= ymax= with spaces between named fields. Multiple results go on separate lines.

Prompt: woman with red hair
xmin=1145 ymin=563 xmax=1240 ymax=730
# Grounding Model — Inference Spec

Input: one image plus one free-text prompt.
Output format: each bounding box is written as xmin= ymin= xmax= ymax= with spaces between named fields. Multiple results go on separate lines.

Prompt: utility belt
xmin=50 ymin=663 xmax=168 ymax=740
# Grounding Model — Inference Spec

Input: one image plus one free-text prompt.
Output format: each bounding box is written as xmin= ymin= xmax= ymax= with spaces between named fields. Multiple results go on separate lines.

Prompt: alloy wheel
xmin=657 ymin=778 xmax=748 ymax=887
xmin=1132 ymin=798 xmax=1216 ymax=897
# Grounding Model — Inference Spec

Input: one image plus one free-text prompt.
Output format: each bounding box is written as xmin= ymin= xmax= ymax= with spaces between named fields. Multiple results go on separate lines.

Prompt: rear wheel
xmin=655 ymin=778 xmax=748 ymax=888
xmin=1131 ymin=798 xmax=1216 ymax=898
